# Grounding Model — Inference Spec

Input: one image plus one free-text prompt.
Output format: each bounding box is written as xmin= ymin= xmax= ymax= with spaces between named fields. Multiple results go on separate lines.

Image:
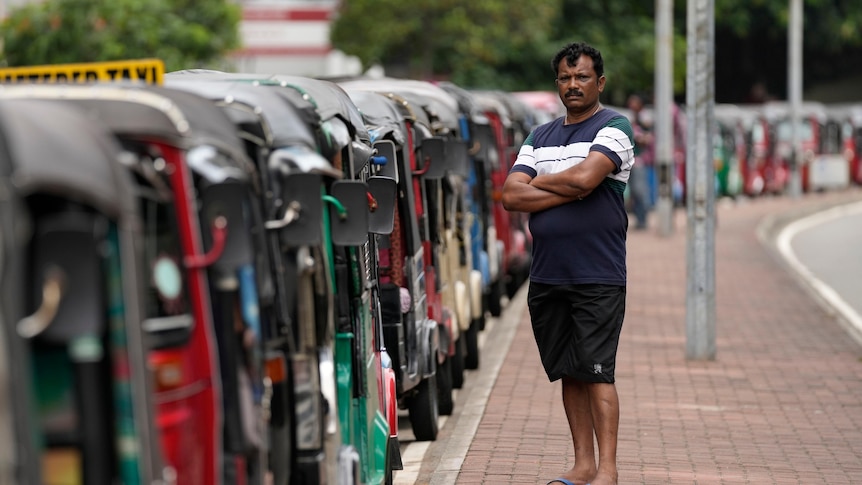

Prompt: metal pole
xmin=655 ymin=0 xmax=675 ymax=237
xmin=788 ymin=0 xmax=803 ymax=198
xmin=685 ymin=0 xmax=716 ymax=361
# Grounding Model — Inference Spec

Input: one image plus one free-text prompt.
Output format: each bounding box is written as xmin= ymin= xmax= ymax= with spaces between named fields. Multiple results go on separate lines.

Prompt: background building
xmin=234 ymin=0 xmax=363 ymax=77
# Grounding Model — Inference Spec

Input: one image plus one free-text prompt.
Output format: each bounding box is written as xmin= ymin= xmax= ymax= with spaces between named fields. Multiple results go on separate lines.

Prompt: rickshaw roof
xmin=336 ymin=79 xmax=421 ymax=124
xmin=714 ymin=103 xmax=763 ymax=125
xmin=172 ymin=71 xmax=373 ymax=147
xmin=822 ymin=102 xmax=862 ymax=124
xmin=0 ymin=84 xmax=250 ymax=169
xmin=165 ymin=78 xmax=321 ymax=152
xmin=343 ymin=89 xmax=408 ymax=146
xmin=0 ymin=98 xmax=135 ymax=218
xmin=260 ymin=75 xmax=370 ymax=143
xmin=511 ymin=91 xmax=566 ymax=122
xmin=760 ymin=100 xmax=828 ymax=122
xmin=469 ymin=90 xmax=513 ymax=128
xmin=435 ymin=81 xmax=490 ymax=126
xmin=474 ymin=89 xmax=536 ymax=130
xmin=339 ymin=77 xmax=462 ymax=134
xmin=166 ymin=70 xmax=323 ymax=129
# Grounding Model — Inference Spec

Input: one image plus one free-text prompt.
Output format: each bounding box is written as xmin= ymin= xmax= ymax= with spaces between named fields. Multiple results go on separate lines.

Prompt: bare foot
xmin=587 ymin=470 xmax=618 ymax=485
xmin=547 ymin=465 xmax=595 ymax=485
xmin=546 ymin=479 xmax=588 ymax=485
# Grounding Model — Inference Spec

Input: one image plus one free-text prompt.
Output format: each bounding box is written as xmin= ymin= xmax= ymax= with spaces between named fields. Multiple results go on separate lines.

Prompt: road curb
xmin=756 ymin=191 xmax=862 ymax=346
xmin=423 ymin=284 xmax=529 ymax=485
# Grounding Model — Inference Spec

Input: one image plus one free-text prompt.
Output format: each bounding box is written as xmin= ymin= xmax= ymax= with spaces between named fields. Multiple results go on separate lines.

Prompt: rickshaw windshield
xmin=269 ymin=145 xmax=336 ymax=175
xmin=186 ymin=145 xmax=247 ymax=184
xmin=776 ymin=119 xmax=814 ymax=143
xmin=136 ymin=175 xmax=192 ymax=348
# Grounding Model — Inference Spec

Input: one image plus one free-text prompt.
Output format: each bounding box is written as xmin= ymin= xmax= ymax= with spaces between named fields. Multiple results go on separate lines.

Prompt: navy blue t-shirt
xmin=509 ymin=108 xmax=635 ymax=285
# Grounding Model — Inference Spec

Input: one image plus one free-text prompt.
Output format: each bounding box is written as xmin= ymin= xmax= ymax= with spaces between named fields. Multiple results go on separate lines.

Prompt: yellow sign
xmin=0 ymin=59 xmax=164 ymax=85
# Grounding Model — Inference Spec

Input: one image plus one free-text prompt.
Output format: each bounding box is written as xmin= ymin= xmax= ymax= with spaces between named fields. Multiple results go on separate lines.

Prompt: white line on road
xmin=775 ymin=200 xmax=862 ymax=346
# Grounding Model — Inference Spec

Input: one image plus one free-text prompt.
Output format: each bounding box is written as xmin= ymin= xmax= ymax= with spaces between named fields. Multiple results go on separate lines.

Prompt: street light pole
xmin=685 ymin=0 xmax=716 ymax=361
xmin=788 ymin=0 xmax=803 ymax=198
xmin=655 ymin=0 xmax=675 ymax=237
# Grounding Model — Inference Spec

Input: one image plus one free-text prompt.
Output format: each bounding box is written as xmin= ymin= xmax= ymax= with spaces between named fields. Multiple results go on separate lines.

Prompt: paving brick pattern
xmin=455 ymin=189 xmax=862 ymax=484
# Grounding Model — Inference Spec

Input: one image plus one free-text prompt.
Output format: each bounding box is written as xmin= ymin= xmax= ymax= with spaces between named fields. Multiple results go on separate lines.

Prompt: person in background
xmin=502 ymin=41 xmax=634 ymax=485
xmin=626 ymin=93 xmax=653 ymax=229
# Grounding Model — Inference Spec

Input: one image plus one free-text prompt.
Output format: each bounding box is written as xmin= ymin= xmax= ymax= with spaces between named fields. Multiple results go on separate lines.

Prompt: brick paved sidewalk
xmin=452 ymin=189 xmax=862 ymax=485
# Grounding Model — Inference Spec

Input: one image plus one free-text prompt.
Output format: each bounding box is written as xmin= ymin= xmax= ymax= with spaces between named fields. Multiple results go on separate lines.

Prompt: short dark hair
xmin=551 ymin=42 xmax=604 ymax=79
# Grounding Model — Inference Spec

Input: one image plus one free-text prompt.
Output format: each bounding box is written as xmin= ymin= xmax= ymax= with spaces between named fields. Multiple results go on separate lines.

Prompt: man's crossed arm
xmin=501 ymin=151 xmax=617 ymax=213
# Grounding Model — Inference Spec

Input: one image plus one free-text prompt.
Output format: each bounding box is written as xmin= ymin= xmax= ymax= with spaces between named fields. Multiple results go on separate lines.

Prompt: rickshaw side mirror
xmin=21 ymin=214 xmax=103 ymax=343
xmin=417 ymin=136 xmax=447 ymax=180
xmin=473 ymin=124 xmax=498 ymax=173
xmin=199 ymin=183 xmax=253 ymax=274
xmin=266 ymin=172 xmax=323 ymax=246
xmin=447 ymin=139 xmax=470 ymax=178
xmin=351 ymin=140 xmax=375 ymax=177
xmin=329 ymin=180 xmax=369 ymax=246
xmin=366 ymin=176 xmax=397 ymax=235
xmin=372 ymin=140 xmax=399 ymax=181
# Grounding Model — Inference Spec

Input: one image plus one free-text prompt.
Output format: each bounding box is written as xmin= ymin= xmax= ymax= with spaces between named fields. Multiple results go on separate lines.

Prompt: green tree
xmin=331 ymin=0 xmax=862 ymax=103
xmin=330 ymin=0 xmax=686 ymax=102
xmin=0 ymin=0 xmax=241 ymax=72
xmin=330 ymin=0 xmax=560 ymax=91
xmin=713 ymin=0 xmax=862 ymax=101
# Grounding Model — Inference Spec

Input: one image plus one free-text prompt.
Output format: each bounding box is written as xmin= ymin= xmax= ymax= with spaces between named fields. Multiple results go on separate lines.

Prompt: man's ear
xmin=598 ymin=75 xmax=606 ymax=92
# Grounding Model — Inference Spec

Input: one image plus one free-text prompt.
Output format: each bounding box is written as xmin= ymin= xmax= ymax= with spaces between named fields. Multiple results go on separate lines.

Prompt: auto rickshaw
xmin=338 ymin=76 xmax=483 ymax=400
xmin=818 ymin=103 xmax=859 ymax=190
xmin=727 ymin=104 xmax=770 ymax=197
xmin=465 ymin=90 xmax=528 ymax=317
xmin=264 ymin=73 xmax=408 ymax=477
xmin=712 ymin=104 xmax=745 ymax=198
xmin=0 ymin=97 xmax=164 ymax=484
xmin=164 ymin=74 xmax=399 ymax=484
xmin=759 ymin=101 xmax=836 ymax=193
xmin=1 ymin=82 xmax=275 ymax=485
xmin=342 ymin=83 xmax=465 ymax=413
xmin=471 ymin=89 xmax=537 ymax=298
xmin=276 ymin=75 xmax=448 ymax=443
xmin=436 ymin=82 xmax=501 ymax=327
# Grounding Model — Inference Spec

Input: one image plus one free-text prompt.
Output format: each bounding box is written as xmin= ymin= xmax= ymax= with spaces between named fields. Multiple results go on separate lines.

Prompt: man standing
xmin=501 ymin=42 xmax=634 ymax=485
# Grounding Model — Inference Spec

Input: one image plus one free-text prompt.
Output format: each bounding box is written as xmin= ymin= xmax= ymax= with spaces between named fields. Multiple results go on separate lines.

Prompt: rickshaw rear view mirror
xmin=417 ymin=136 xmax=446 ymax=180
xmin=474 ymin=124 xmax=498 ymax=167
xmin=351 ymin=140 xmax=375 ymax=177
xmin=366 ymin=176 xmax=396 ymax=235
xmin=200 ymin=183 xmax=253 ymax=276
xmin=21 ymin=213 xmax=104 ymax=344
xmin=372 ymin=140 xmax=399 ymax=180
xmin=446 ymin=139 xmax=470 ymax=177
xmin=266 ymin=172 xmax=323 ymax=246
xmin=329 ymin=180 xmax=369 ymax=246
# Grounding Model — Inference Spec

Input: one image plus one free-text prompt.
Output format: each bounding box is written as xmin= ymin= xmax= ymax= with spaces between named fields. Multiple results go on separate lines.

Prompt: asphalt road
xmin=776 ymin=200 xmax=862 ymax=344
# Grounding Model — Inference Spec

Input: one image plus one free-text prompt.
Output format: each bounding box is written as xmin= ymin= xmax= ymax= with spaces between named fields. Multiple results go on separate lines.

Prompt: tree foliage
xmin=0 ymin=0 xmax=241 ymax=72
xmin=331 ymin=0 xmax=862 ymax=103
xmin=331 ymin=0 xmax=560 ymax=91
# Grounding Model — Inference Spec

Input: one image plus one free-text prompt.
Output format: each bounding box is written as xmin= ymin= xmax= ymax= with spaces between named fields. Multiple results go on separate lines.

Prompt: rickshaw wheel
xmin=437 ymin=356 xmax=454 ymax=415
xmin=487 ymin=279 xmax=503 ymax=317
xmin=451 ymin=336 xmax=466 ymax=389
xmin=464 ymin=319 xmax=480 ymax=370
xmin=408 ymin=373 xmax=440 ymax=441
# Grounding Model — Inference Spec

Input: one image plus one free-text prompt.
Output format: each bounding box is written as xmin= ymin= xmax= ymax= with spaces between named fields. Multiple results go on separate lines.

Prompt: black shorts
xmin=527 ymin=281 xmax=626 ymax=383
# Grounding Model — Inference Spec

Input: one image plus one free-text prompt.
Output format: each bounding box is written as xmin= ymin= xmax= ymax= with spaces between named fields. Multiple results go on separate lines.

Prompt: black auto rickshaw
xmin=168 ymin=71 xmax=400 ymax=483
xmin=0 ymin=82 xmax=270 ymax=485
xmin=0 ymin=97 xmax=164 ymax=484
xmin=164 ymin=75 xmax=399 ymax=484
